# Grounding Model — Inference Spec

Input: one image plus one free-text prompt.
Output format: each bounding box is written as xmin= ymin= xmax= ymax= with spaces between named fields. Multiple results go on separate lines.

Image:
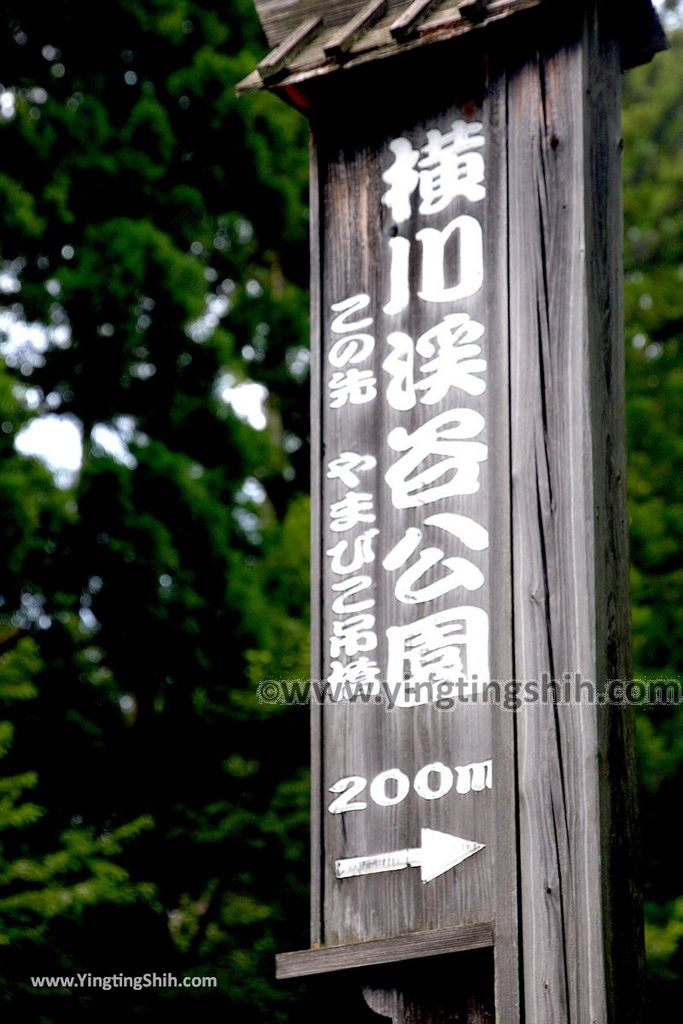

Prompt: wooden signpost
xmin=238 ymin=2 xmax=666 ymax=1021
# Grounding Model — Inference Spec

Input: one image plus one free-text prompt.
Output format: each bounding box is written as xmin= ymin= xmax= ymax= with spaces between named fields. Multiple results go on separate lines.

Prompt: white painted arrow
xmin=335 ymin=828 xmax=485 ymax=884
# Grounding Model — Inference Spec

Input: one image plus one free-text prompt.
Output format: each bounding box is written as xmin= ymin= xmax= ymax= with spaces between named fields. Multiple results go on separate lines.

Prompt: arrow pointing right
xmin=335 ymin=828 xmax=485 ymax=884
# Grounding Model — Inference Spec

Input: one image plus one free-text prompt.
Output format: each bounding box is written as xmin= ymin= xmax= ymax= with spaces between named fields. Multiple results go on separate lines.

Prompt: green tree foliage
xmin=0 ymin=1 xmax=313 ymax=1019
xmin=623 ymin=26 xmax=683 ymax=1017
xmin=0 ymin=632 xmax=155 ymax=949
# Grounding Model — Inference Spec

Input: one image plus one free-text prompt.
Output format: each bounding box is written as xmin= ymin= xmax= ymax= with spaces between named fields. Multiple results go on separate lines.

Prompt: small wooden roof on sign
xmin=236 ymin=0 xmax=666 ymax=96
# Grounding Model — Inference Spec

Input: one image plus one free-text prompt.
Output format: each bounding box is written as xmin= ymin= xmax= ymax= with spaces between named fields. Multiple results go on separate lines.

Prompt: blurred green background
xmin=0 ymin=1 xmax=681 ymax=1019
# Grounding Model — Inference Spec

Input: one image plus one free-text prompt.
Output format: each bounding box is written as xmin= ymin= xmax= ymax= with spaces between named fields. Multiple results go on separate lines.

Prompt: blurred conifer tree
xmin=0 ymin=2 xmax=312 ymax=1018
xmin=623 ymin=25 xmax=683 ymax=1018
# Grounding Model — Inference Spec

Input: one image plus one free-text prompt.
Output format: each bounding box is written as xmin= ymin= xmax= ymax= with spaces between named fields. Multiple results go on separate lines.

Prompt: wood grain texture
xmin=254 ymin=0 xmax=410 ymax=46
xmin=238 ymin=1 xmax=664 ymax=96
xmin=484 ymin=55 xmax=521 ymax=1024
xmin=584 ymin=3 xmax=646 ymax=1020
xmin=390 ymin=0 xmax=445 ymax=39
xmin=239 ymin=0 xmax=546 ymax=96
xmin=257 ymin=14 xmax=322 ymax=80
xmin=296 ymin=2 xmax=646 ymax=1020
xmin=507 ymin=3 xmax=643 ymax=1022
xmin=250 ymin=0 xmax=547 ymax=52
xmin=277 ymin=922 xmax=493 ymax=978
xmin=313 ymin=56 xmax=504 ymax=949
xmin=324 ymin=0 xmax=389 ymax=57
xmin=309 ymin=135 xmax=324 ymax=947
xmin=305 ymin=41 xmax=509 ymax=1023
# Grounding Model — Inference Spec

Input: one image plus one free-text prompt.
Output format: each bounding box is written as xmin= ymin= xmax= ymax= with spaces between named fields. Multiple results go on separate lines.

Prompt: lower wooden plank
xmin=276 ymin=922 xmax=494 ymax=979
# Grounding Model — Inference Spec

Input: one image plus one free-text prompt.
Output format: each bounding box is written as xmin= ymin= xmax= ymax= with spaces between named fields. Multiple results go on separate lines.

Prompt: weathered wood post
xmin=238 ymin=3 xmax=666 ymax=1021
